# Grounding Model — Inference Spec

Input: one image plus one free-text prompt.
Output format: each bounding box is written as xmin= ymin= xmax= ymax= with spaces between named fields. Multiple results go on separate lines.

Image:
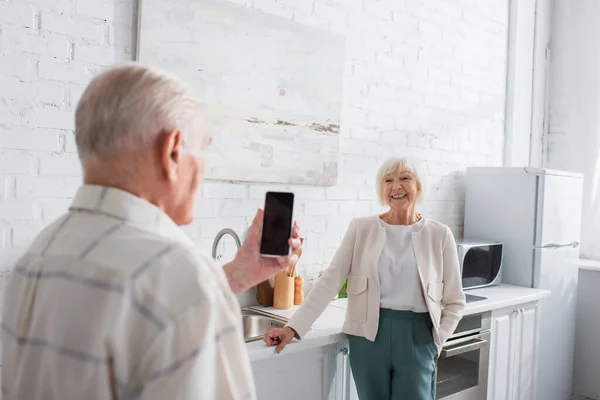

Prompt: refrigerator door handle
xmin=535 ymin=241 xmax=580 ymax=249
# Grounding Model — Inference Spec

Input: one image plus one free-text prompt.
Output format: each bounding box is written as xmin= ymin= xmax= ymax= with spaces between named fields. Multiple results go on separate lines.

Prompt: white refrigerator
xmin=464 ymin=167 xmax=583 ymax=400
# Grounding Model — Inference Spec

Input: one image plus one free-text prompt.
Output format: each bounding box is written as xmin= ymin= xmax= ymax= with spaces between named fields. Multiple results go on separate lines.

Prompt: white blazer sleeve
xmin=286 ymin=219 xmax=358 ymax=338
xmin=438 ymin=226 xmax=466 ymax=346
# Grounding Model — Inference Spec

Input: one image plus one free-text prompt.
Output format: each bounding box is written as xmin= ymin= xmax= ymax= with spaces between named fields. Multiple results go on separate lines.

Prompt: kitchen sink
xmin=241 ymin=308 xmax=289 ymax=343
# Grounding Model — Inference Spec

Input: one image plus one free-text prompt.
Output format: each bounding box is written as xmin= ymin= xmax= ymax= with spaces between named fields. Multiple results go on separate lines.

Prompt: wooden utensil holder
xmin=273 ymin=271 xmax=294 ymax=310
xmin=294 ymin=276 xmax=304 ymax=305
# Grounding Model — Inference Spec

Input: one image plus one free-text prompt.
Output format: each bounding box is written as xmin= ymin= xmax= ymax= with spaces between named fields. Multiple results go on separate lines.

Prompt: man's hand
xmin=223 ymin=209 xmax=302 ymax=294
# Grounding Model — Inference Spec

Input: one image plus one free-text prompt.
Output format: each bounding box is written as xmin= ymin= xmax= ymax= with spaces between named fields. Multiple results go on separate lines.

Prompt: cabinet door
xmin=489 ymin=307 xmax=519 ymax=400
xmin=514 ymin=304 xmax=538 ymax=400
xmin=252 ymin=344 xmax=338 ymax=400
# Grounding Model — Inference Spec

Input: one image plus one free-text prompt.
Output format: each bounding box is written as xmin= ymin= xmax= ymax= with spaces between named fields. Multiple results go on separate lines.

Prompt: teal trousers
xmin=348 ymin=309 xmax=437 ymax=400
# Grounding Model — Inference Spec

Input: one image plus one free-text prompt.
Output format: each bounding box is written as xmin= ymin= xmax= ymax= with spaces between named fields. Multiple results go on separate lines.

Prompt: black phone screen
xmin=260 ymin=191 xmax=294 ymax=256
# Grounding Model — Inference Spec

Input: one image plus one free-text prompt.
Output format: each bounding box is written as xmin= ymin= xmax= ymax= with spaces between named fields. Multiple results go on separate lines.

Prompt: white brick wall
xmin=0 ymin=0 xmax=509 ymax=302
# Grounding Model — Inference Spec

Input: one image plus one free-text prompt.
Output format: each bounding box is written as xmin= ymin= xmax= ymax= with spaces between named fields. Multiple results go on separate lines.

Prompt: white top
xmin=1 ymin=185 xmax=256 ymax=400
xmin=378 ymin=218 xmax=428 ymax=312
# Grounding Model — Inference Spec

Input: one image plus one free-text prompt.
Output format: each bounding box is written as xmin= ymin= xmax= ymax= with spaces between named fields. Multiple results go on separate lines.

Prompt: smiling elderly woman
xmin=264 ymin=157 xmax=466 ymax=400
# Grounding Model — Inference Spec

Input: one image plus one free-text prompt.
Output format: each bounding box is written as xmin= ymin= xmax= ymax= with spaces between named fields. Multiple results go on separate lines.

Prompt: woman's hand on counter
xmin=264 ymin=327 xmax=297 ymax=354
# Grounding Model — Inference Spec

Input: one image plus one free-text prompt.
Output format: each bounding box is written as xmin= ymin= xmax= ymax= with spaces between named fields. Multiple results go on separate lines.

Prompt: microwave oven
xmin=457 ymin=241 xmax=503 ymax=289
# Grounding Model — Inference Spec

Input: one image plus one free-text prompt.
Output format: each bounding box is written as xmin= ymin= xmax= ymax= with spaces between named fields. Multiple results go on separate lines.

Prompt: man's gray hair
xmin=375 ymin=156 xmax=429 ymax=206
xmin=75 ymin=62 xmax=202 ymax=161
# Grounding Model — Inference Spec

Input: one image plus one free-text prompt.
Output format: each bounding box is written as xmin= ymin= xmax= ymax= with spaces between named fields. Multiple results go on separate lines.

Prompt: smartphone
xmin=260 ymin=191 xmax=295 ymax=257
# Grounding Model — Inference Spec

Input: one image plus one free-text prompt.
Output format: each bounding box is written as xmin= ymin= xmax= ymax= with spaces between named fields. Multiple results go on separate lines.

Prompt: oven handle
xmin=441 ymin=336 xmax=488 ymax=358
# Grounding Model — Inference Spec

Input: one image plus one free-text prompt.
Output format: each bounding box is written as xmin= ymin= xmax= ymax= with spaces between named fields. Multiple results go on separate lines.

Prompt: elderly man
xmin=1 ymin=63 xmax=301 ymax=399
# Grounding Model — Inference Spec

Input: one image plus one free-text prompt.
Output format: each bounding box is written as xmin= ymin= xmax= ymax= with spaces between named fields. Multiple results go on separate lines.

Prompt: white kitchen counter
xmin=578 ymin=258 xmax=600 ymax=272
xmin=246 ymin=284 xmax=550 ymax=363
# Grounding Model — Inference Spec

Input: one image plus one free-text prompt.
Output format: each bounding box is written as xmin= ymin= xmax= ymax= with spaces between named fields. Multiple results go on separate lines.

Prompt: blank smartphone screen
xmin=260 ymin=192 xmax=294 ymax=256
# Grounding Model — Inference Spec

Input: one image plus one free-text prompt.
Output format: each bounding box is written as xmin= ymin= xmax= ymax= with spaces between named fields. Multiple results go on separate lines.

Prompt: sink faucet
xmin=212 ymin=228 xmax=242 ymax=259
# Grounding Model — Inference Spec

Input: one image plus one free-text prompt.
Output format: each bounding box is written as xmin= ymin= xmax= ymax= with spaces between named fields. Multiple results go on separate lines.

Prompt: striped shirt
xmin=1 ymin=185 xmax=256 ymax=399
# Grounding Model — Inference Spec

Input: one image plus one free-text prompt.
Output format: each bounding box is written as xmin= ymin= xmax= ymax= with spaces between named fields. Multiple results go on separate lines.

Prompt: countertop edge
xmin=246 ymin=284 xmax=551 ymax=363
xmin=463 ymin=288 xmax=551 ymax=316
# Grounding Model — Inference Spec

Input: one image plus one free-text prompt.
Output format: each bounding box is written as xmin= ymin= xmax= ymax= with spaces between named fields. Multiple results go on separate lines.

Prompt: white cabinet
xmin=252 ymin=341 xmax=351 ymax=400
xmin=488 ymin=301 xmax=540 ymax=400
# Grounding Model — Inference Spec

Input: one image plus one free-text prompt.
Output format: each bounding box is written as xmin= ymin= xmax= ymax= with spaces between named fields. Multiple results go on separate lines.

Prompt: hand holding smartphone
xmin=260 ymin=191 xmax=295 ymax=257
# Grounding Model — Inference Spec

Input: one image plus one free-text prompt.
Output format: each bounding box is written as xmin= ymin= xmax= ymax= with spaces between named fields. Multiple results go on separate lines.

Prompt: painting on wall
xmin=137 ymin=0 xmax=346 ymax=185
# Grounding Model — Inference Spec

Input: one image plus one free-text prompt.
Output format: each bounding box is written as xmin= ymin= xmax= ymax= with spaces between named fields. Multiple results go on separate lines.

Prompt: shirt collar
xmin=69 ymin=184 xmax=193 ymax=245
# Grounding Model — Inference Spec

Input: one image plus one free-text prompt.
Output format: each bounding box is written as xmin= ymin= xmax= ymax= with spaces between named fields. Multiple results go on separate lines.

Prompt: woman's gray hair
xmin=375 ymin=157 xmax=429 ymax=206
xmin=75 ymin=62 xmax=202 ymax=161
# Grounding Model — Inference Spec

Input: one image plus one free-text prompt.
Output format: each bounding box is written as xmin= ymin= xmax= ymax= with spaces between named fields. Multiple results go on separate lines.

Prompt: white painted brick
xmin=0 ymin=3 xmax=36 ymax=28
xmin=17 ymin=176 xmax=81 ymax=199
xmin=193 ymin=198 xmax=220 ymax=218
xmin=325 ymin=215 xmax=354 ymax=239
xmin=0 ymin=55 xmax=31 ymax=80
xmin=326 ymin=186 xmax=357 ymax=200
xmin=0 ymin=76 xmax=37 ymax=102
xmin=38 ymin=59 xmax=94 ymax=85
xmin=35 ymin=108 xmax=75 ymax=130
xmin=36 ymin=82 xmax=66 ymax=106
xmin=429 ymin=66 xmax=451 ymax=83
xmin=202 ymin=182 xmax=246 ymax=199
xmin=339 ymin=201 xmax=370 ymax=216
xmin=338 ymin=137 xmax=364 ymax=155
xmin=367 ymin=111 xmax=395 ymax=129
xmin=179 ymin=223 xmax=199 ymax=242
xmin=76 ymin=0 xmax=115 ymax=21
xmin=0 ymin=151 xmax=31 ymax=174
xmin=0 ymin=128 xmax=61 ymax=152
xmin=38 ymin=154 xmax=82 ymax=176
xmin=351 ymin=127 xmax=380 ymax=141
xmin=368 ymin=83 xmax=397 ymax=99
xmin=417 ymin=20 xmax=442 ymax=37
xmin=64 ymin=131 xmax=78 ymax=153
xmin=390 ymin=9 xmax=418 ymax=31
xmin=253 ymin=0 xmax=294 ymax=19
xmin=292 ymin=10 xmax=330 ymax=30
xmin=305 ymin=201 xmax=338 ymax=216
xmin=363 ymin=141 xmax=388 ymax=157
xmin=0 ymin=249 xmax=26 ymax=270
xmin=199 ymin=217 xmax=247 ymax=240
xmin=364 ymin=0 xmax=393 ymax=21
xmin=248 ymin=184 xmax=291 ymax=199
xmin=359 ymin=186 xmax=377 ymax=200
xmin=0 ymin=175 xmax=6 ymax=200
xmin=220 ymin=199 xmax=261 ymax=218
xmin=74 ymin=43 xmax=116 ymax=66
xmin=68 ymin=84 xmax=87 ymax=108
xmin=371 ymin=200 xmax=387 ymax=214
xmin=38 ymin=198 xmax=71 ymax=222
xmin=295 ymin=216 xmax=327 ymax=234
xmin=293 ymin=186 xmax=326 ymax=201
xmin=11 ymin=224 xmax=45 ymax=248
xmin=380 ymin=131 xmax=407 ymax=144
xmin=0 ymin=200 xmax=35 ymax=220
xmin=41 ymin=12 xmax=105 ymax=42
xmin=15 ymin=32 xmax=71 ymax=59
xmin=313 ymin=3 xmax=344 ymax=21
xmin=221 ymin=0 xmax=252 ymax=7
xmin=407 ymin=132 xmax=430 ymax=147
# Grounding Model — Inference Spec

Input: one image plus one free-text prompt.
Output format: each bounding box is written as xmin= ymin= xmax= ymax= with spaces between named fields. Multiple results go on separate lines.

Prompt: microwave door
xmin=462 ymin=245 xmax=503 ymax=289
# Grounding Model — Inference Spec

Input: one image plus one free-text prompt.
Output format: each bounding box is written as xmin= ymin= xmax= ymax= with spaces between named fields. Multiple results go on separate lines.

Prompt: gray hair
xmin=75 ymin=62 xmax=202 ymax=161
xmin=375 ymin=157 xmax=429 ymax=206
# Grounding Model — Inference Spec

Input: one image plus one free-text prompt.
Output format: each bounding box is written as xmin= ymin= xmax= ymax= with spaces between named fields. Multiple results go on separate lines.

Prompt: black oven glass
xmin=462 ymin=245 xmax=502 ymax=287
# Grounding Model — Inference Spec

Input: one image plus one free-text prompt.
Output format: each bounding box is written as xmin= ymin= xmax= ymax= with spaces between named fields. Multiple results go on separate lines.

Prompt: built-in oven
xmin=436 ymin=312 xmax=491 ymax=399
